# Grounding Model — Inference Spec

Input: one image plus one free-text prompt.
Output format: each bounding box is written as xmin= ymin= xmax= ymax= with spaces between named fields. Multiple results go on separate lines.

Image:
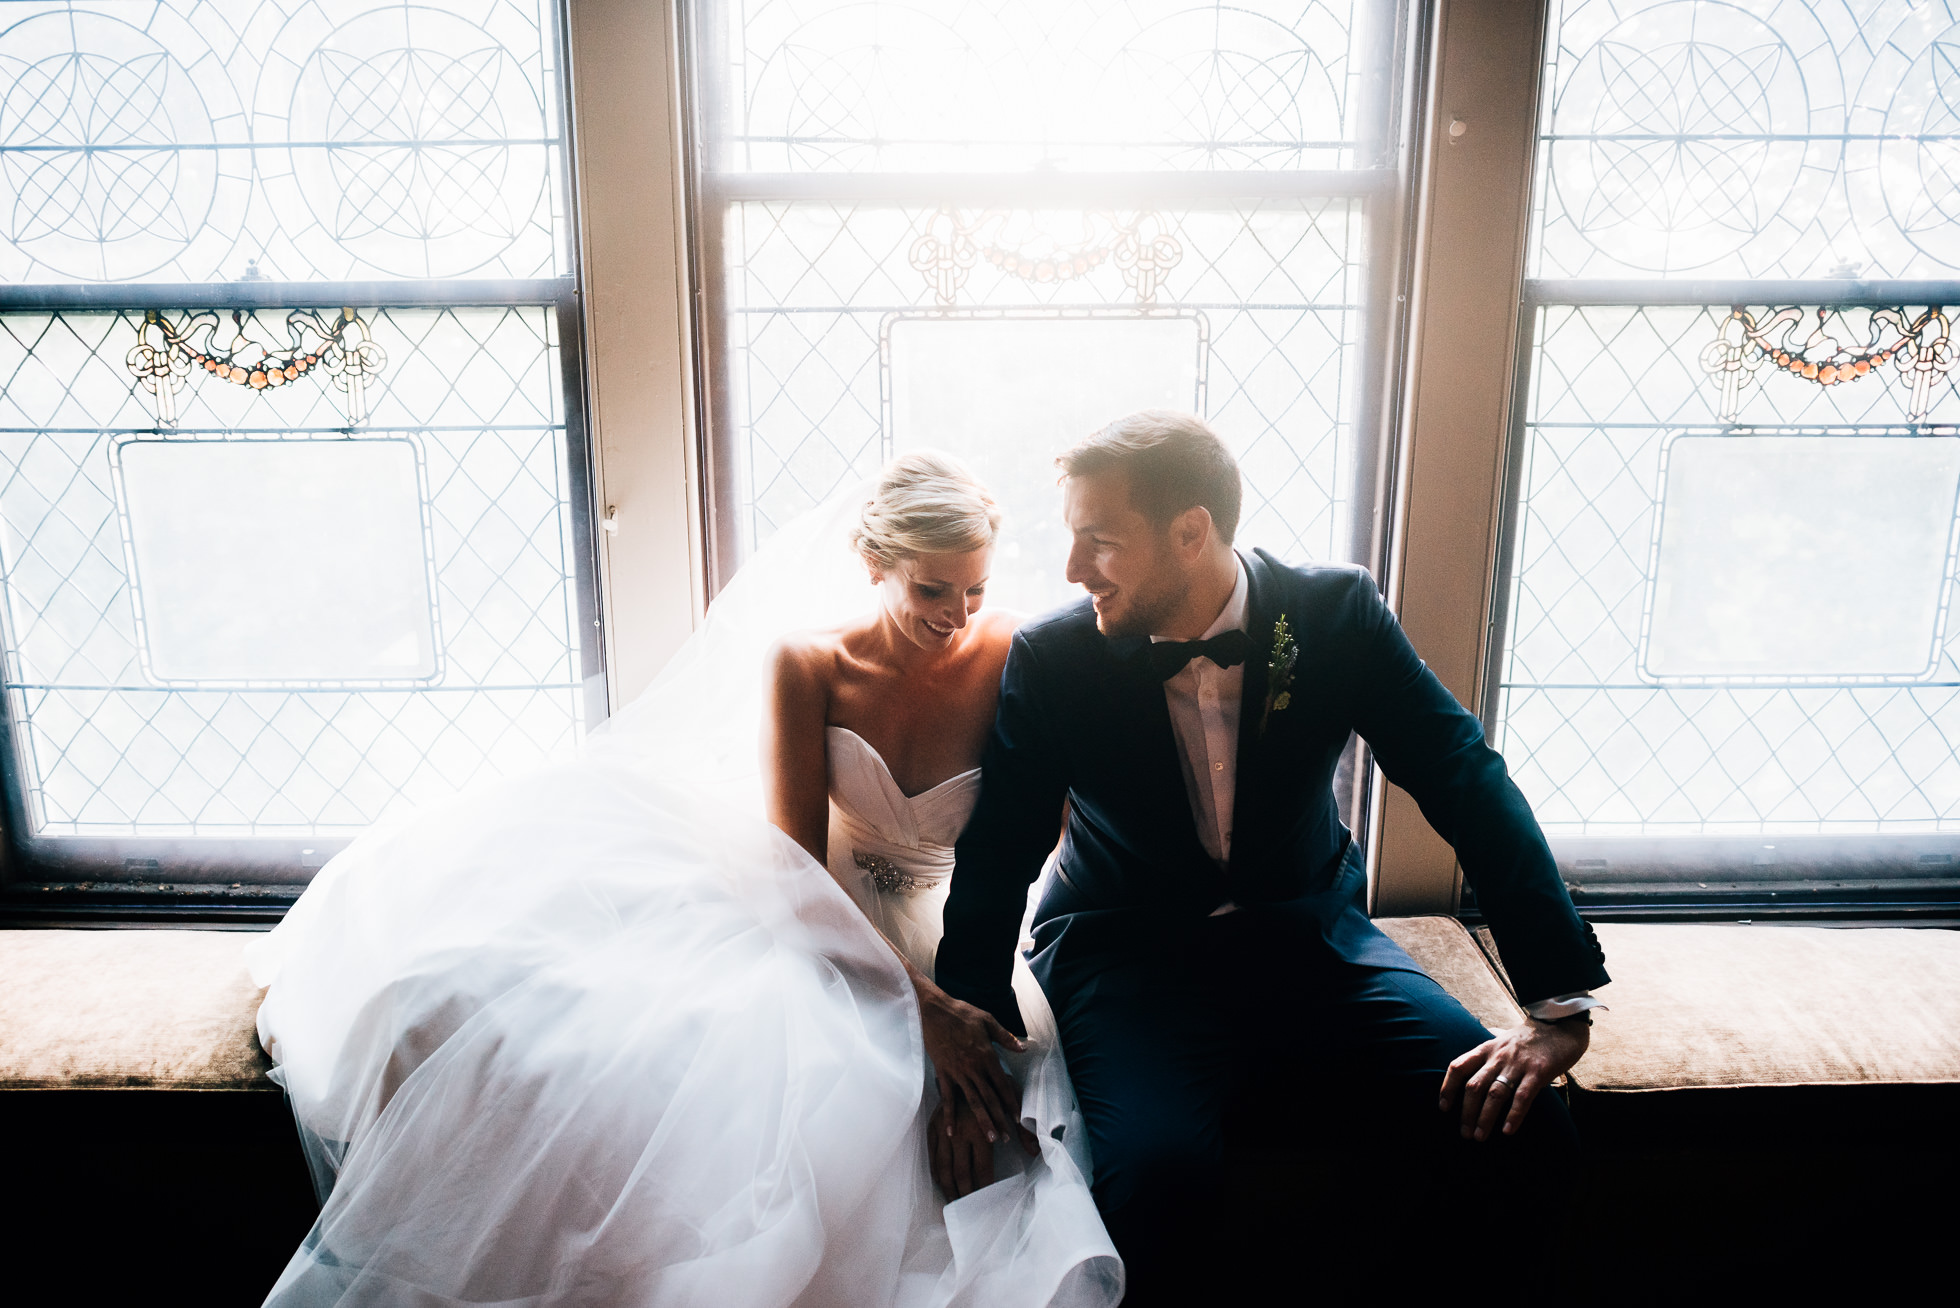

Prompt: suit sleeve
xmin=935 ymin=631 xmax=1071 ymax=1035
xmin=1341 ymin=577 xmax=1610 ymax=1005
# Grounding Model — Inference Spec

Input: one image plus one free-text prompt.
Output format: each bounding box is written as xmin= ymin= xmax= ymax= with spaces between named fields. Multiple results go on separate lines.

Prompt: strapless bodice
xmin=825 ymin=726 xmax=980 ymax=975
xmin=826 ymin=725 xmax=980 ymax=870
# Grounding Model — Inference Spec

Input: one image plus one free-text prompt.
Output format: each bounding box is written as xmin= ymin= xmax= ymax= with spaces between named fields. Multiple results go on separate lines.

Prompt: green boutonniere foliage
xmin=1260 ymin=614 xmax=1298 ymax=735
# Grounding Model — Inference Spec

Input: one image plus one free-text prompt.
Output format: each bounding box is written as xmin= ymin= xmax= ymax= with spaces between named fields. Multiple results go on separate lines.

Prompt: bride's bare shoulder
xmin=973 ymin=608 xmax=1024 ymax=662
xmin=766 ymin=623 xmax=854 ymax=694
xmin=976 ymin=608 xmax=1025 ymax=641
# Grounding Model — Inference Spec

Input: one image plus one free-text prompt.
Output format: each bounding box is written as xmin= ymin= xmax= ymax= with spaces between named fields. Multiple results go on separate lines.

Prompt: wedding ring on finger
xmin=1491 ymin=1075 xmax=1515 ymax=1091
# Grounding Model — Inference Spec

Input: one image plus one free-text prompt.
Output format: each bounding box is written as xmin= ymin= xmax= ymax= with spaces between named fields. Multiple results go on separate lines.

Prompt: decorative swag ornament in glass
xmin=126 ymin=308 xmax=387 ymax=425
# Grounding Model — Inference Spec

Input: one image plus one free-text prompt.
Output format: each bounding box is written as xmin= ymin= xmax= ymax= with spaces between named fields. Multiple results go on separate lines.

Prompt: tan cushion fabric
xmin=1376 ymin=915 xmax=1523 ymax=1033
xmin=1480 ymin=922 xmax=1960 ymax=1093
xmin=0 ymin=929 xmax=274 ymax=1089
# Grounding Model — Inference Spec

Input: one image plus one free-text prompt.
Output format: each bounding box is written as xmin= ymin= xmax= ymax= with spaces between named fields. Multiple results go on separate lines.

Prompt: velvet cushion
xmin=1475 ymin=922 xmax=1960 ymax=1092
xmin=1376 ymin=914 xmax=1522 ymax=1032
xmin=0 ymin=929 xmax=274 ymax=1089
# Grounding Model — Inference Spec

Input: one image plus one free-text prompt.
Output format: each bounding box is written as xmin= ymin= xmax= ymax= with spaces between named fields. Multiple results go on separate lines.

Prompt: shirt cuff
xmin=1524 ymin=991 xmax=1605 ymax=1022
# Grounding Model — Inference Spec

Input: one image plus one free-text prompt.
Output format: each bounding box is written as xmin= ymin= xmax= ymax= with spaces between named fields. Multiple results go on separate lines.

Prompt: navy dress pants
xmin=1041 ymin=907 xmax=1580 ymax=1303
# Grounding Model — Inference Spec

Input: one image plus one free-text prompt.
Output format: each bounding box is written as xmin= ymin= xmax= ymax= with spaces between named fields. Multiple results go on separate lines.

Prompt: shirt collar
xmin=1150 ymin=554 xmax=1250 ymax=644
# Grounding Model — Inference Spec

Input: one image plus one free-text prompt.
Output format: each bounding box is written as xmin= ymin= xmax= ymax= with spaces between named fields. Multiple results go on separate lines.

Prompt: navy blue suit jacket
xmin=935 ymin=548 xmax=1610 ymax=1035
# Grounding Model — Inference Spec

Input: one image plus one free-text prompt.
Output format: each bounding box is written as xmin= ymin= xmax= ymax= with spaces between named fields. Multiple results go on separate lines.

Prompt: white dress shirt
xmin=1153 ymin=559 xmax=1250 ymax=868
xmin=1151 ymin=555 xmax=1599 ymax=1021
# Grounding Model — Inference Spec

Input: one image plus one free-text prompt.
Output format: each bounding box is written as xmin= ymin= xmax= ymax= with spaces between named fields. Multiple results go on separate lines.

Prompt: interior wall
xmin=565 ymin=0 xmax=704 ymax=712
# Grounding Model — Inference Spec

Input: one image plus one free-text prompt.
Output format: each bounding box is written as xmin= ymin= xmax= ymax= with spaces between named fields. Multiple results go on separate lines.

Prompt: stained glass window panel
xmin=1497 ymin=304 xmax=1960 ymax=839
xmin=1534 ymin=0 xmax=1960 ymax=280
xmin=699 ymin=0 xmax=1404 ymax=591
xmin=0 ymin=0 xmax=568 ymax=283
xmin=0 ymin=307 xmax=585 ymax=837
xmin=714 ymin=0 xmax=1380 ymax=174
xmin=1494 ymin=1 xmax=1960 ymax=862
xmin=725 ymin=200 xmax=1366 ymax=576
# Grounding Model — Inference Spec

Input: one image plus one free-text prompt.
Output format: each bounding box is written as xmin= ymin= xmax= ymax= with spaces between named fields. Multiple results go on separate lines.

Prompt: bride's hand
xmin=916 ymin=983 xmax=1032 ymax=1146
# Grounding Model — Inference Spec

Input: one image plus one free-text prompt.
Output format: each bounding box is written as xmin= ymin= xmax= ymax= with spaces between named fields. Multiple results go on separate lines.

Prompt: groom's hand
xmin=1438 ymin=1018 xmax=1589 ymax=1142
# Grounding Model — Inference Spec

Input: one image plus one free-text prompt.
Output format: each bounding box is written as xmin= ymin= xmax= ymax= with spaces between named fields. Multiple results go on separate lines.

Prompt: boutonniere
xmin=1259 ymin=614 xmax=1298 ymax=737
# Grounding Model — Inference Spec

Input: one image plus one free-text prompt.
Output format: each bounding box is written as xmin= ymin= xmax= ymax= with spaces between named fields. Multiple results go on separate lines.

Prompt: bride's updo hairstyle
xmin=849 ymin=451 xmax=1002 ymax=574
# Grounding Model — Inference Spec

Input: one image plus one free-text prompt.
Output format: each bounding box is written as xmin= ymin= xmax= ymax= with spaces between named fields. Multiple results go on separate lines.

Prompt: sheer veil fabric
xmin=245 ymin=490 xmax=1122 ymax=1307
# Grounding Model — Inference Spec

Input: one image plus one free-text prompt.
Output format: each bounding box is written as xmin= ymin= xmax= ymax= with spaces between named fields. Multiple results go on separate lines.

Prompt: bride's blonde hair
xmin=849 ymin=451 xmax=1002 ymax=572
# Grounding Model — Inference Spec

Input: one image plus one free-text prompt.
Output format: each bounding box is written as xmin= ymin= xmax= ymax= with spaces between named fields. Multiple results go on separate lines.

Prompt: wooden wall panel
xmin=1371 ymin=0 xmax=1547 ymax=914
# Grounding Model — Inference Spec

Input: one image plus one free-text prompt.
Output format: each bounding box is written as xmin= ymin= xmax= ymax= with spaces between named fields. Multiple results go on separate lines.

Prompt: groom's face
xmin=1063 ymin=471 xmax=1186 ymax=637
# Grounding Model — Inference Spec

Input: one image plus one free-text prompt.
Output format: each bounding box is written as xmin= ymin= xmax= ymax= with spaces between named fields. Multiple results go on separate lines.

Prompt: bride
xmin=246 ymin=453 xmax=1122 ymax=1306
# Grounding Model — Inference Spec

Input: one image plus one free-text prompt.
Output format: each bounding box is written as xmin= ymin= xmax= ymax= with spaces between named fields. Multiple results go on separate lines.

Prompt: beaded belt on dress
xmin=854 ymin=850 xmax=935 ymax=894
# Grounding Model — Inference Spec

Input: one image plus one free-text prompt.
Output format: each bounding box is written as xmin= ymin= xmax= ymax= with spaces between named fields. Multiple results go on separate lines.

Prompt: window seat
xmin=7 ymin=918 xmax=1959 ymax=1116
xmin=0 ymin=928 xmax=274 ymax=1091
xmin=4 ymin=921 xmax=1957 ymax=1293
xmin=1466 ymin=920 xmax=1960 ymax=1136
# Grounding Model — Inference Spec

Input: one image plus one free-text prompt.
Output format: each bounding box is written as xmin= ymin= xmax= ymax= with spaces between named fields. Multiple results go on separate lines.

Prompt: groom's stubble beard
xmin=1092 ymin=542 xmax=1190 ymax=638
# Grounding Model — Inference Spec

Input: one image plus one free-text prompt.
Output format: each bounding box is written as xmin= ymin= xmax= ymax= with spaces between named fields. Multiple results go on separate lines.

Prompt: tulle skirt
xmin=246 ymin=758 xmax=1121 ymax=1307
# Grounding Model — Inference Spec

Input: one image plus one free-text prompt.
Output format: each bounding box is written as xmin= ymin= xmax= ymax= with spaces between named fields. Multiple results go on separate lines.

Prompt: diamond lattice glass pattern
xmin=1497 ymin=305 xmax=1960 ymax=837
xmin=727 ymin=202 xmax=1364 ymax=594
xmin=1535 ymin=0 xmax=1960 ymax=279
xmin=0 ymin=0 xmax=567 ymax=283
xmin=0 ymin=307 xmax=584 ymax=836
xmin=717 ymin=0 xmax=1376 ymax=173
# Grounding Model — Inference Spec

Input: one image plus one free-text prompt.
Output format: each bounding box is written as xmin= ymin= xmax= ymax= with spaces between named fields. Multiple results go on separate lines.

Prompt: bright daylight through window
xmin=1491 ymin=0 xmax=1960 ymax=901
xmin=689 ymin=0 xmax=1416 ymax=617
xmin=0 ymin=0 xmax=598 ymax=887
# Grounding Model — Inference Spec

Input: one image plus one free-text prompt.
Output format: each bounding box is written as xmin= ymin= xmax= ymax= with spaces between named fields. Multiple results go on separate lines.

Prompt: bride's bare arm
xmin=763 ymin=637 xmax=831 ymax=865
xmin=767 ymin=627 xmax=1034 ymax=1162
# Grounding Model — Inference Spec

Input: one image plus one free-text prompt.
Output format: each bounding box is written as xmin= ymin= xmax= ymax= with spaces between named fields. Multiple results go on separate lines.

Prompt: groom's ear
xmin=1168 ymin=504 xmax=1215 ymax=561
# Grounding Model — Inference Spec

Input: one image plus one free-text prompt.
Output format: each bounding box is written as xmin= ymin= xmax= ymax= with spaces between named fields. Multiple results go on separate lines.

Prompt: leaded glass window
xmin=0 ymin=0 xmax=568 ymax=283
xmin=690 ymin=1 xmax=1413 ymax=614
xmin=0 ymin=1 xmax=596 ymax=896
xmin=1491 ymin=0 xmax=1960 ymax=901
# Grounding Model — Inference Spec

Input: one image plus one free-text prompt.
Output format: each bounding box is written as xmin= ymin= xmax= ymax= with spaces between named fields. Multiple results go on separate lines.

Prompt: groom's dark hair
xmin=1057 ymin=411 xmax=1242 ymax=544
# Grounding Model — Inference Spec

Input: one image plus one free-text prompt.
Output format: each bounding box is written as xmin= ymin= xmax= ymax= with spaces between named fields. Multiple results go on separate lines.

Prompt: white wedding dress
xmin=245 ymin=493 xmax=1121 ymax=1307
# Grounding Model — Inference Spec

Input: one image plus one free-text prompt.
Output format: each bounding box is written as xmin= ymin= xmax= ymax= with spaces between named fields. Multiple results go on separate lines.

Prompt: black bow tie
xmin=1143 ymin=628 xmax=1252 ymax=681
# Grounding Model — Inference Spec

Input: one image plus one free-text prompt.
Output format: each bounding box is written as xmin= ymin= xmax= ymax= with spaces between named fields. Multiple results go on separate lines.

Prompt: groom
xmin=933 ymin=412 xmax=1609 ymax=1298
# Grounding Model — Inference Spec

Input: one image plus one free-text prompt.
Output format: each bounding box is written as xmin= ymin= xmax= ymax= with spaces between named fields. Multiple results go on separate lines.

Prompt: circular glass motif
xmin=1549 ymin=0 xmax=1831 ymax=276
xmin=1872 ymin=25 xmax=1960 ymax=273
xmin=0 ymin=10 xmax=220 ymax=281
xmin=287 ymin=6 xmax=548 ymax=278
xmin=1094 ymin=7 xmax=1341 ymax=171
